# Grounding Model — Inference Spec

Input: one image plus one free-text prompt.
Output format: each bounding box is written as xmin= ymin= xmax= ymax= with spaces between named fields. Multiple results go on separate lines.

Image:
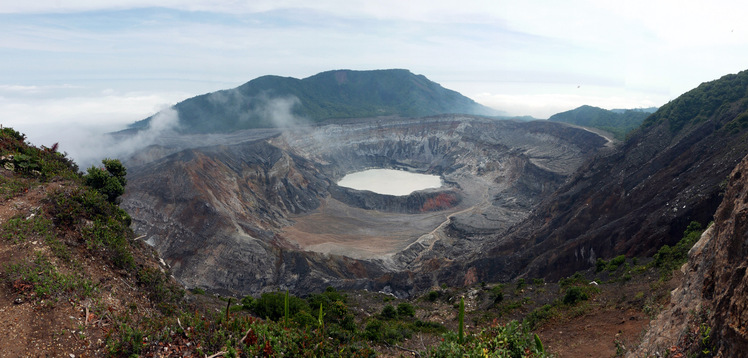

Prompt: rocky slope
xmin=433 ymin=70 xmax=748 ymax=289
xmin=122 ymin=115 xmax=608 ymax=296
xmin=631 ymin=153 xmax=748 ymax=357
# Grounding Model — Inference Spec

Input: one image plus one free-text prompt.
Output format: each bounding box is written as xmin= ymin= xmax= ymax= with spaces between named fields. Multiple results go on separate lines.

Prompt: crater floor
xmin=281 ymin=197 xmax=463 ymax=259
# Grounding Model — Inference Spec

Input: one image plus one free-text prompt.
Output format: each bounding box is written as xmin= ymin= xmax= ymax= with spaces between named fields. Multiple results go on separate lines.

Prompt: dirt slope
xmin=0 ymin=170 xmax=169 ymax=357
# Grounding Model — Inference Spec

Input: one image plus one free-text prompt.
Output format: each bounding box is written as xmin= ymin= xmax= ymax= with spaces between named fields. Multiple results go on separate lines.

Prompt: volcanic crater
xmin=122 ymin=115 xmax=609 ymax=296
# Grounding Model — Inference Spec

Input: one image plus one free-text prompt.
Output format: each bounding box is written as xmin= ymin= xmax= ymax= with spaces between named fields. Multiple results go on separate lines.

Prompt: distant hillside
xmin=129 ymin=69 xmax=500 ymax=133
xmin=548 ymin=105 xmax=654 ymax=140
xmin=610 ymin=107 xmax=657 ymax=114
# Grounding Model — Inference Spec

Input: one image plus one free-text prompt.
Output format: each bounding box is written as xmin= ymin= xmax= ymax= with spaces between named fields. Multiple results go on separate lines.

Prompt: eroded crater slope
xmin=122 ymin=115 xmax=608 ymax=296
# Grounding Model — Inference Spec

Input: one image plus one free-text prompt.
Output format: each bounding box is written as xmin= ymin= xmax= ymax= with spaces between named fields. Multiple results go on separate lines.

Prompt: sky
xmin=2 ymin=0 xmax=748 ymax=165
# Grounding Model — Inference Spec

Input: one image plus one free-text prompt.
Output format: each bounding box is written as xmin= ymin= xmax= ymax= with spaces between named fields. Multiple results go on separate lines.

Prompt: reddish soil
xmin=537 ymin=307 xmax=648 ymax=357
xmin=536 ymin=274 xmax=682 ymax=358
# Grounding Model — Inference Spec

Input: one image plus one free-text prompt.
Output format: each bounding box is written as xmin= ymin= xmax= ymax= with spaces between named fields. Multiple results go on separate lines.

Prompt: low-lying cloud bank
xmin=0 ymin=89 xmax=188 ymax=169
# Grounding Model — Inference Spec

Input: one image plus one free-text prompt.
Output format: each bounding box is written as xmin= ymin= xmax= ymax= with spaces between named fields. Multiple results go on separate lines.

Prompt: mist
xmin=71 ymin=94 xmax=308 ymax=170
xmin=42 ymin=107 xmax=181 ymax=170
xmin=259 ymin=96 xmax=304 ymax=129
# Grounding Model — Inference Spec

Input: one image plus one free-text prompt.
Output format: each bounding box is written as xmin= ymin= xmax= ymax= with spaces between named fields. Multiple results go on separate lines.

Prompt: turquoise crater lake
xmin=337 ymin=169 xmax=442 ymax=196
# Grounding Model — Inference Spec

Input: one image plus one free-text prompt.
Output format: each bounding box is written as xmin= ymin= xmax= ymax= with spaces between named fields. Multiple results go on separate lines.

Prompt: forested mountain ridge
xmin=128 ymin=69 xmax=499 ymax=133
xmin=548 ymin=105 xmax=654 ymax=140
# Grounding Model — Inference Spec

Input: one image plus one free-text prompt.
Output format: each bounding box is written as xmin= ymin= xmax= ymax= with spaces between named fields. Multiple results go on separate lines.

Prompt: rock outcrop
xmin=631 ymin=153 xmax=748 ymax=357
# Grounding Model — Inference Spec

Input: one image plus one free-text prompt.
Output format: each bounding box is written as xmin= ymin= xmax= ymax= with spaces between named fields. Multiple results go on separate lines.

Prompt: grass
xmin=1 ymin=214 xmax=53 ymax=243
xmin=424 ymin=320 xmax=548 ymax=357
xmin=5 ymin=251 xmax=97 ymax=300
xmin=1 ymin=213 xmax=72 ymax=261
xmin=0 ymin=175 xmax=32 ymax=200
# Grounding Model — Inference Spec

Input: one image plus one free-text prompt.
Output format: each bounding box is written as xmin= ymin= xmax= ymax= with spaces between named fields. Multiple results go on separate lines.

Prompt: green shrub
xmin=397 ymin=302 xmax=415 ymax=318
xmin=0 ymin=127 xmax=26 ymax=142
xmin=0 ymin=127 xmax=78 ymax=179
xmin=426 ymin=290 xmax=440 ymax=302
xmin=106 ymin=323 xmax=145 ymax=357
xmin=559 ymin=272 xmax=586 ymax=288
xmin=380 ymin=304 xmax=397 ymax=320
xmin=524 ymin=304 xmax=556 ymax=330
xmin=241 ymin=295 xmax=254 ymax=310
xmin=252 ymin=292 xmax=309 ymax=322
xmin=49 ymin=186 xmax=125 ymax=228
xmin=12 ymin=153 xmax=40 ymax=173
xmin=83 ymin=218 xmax=135 ymax=270
xmin=424 ymin=320 xmax=548 ymax=357
xmin=48 ymin=185 xmax=137 ymax=271
xmin=191 ymin=287 xmax=206 ymax=295
xmin=136 ymin=266 xmax=183 ymax=313
xmin=292 ymin=310 xmax=318 ymax=328
xmin=607 ymin=255 xmax=626 ymax=271
xmin=491 ymin=284 xmax=505 ymax=304
xmin=563 ymin=286 xmax=589 ymax=305
xmin=364 ymin=319 xmax=412 ymax=344
xmin=84 ymin=159 xmax=127 ymax=203
xmin=595 ymin=258 xmax=608 ymax=272
xmin=364 ymin=319 xmax=384 ymax=341
xmin=306 ymin=287 xmax=355 ymax=330
xmin=653 ymin=221 xmax=704 ymax=273
xmin=412 ymin=319 xmax=447 ymax=334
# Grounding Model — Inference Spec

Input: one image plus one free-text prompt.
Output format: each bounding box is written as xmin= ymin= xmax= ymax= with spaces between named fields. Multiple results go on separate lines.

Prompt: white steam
xmin=61 ymin=107 xmax=181 ymax=170
xmin=16 ymin=93 xmax=307 ymax=170
xmin=259 ymin=96 xmax=303 ymax=128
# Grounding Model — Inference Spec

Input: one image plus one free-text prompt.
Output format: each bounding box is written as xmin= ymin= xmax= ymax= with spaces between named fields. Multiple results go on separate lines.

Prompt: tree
xmin=84 ymin=158 xmax=127 ymax=203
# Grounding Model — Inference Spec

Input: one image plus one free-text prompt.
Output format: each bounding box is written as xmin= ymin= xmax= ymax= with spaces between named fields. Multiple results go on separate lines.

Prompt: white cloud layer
xmin=1 ymin=0 xmax=748 ymax=164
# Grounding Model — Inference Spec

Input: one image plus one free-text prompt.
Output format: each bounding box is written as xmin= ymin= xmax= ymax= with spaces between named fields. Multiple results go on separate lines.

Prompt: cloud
xmin=0 ymin=84 xmax=82 ymax=95
xmin=60 ymin=106 xmax=181 ymax=170
xmin=0 ymin=89 xmax=189 ymax=168
xmin=257 ymin=96 xmax=303 ymax=128
xmin=0 ymin=1 xmax=508 ymax=24
xmin=472 ymin=88 xmax=663 ymax=119
xmin=2 ymin=0 xmax=748 ymax=155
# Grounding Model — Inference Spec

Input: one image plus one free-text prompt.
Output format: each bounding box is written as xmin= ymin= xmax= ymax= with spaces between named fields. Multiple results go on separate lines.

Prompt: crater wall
xmin=121 ymin=115 xmax=609 ymax=296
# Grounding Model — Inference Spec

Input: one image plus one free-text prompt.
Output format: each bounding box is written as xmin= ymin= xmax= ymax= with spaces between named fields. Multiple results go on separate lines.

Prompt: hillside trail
xmin=0 ymin=180 xmax=92 ymax=357
xmin=535 ymin=271 xmax=683 ymax=357
xmin=0 ymin=178 xmax=147 ymax=358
